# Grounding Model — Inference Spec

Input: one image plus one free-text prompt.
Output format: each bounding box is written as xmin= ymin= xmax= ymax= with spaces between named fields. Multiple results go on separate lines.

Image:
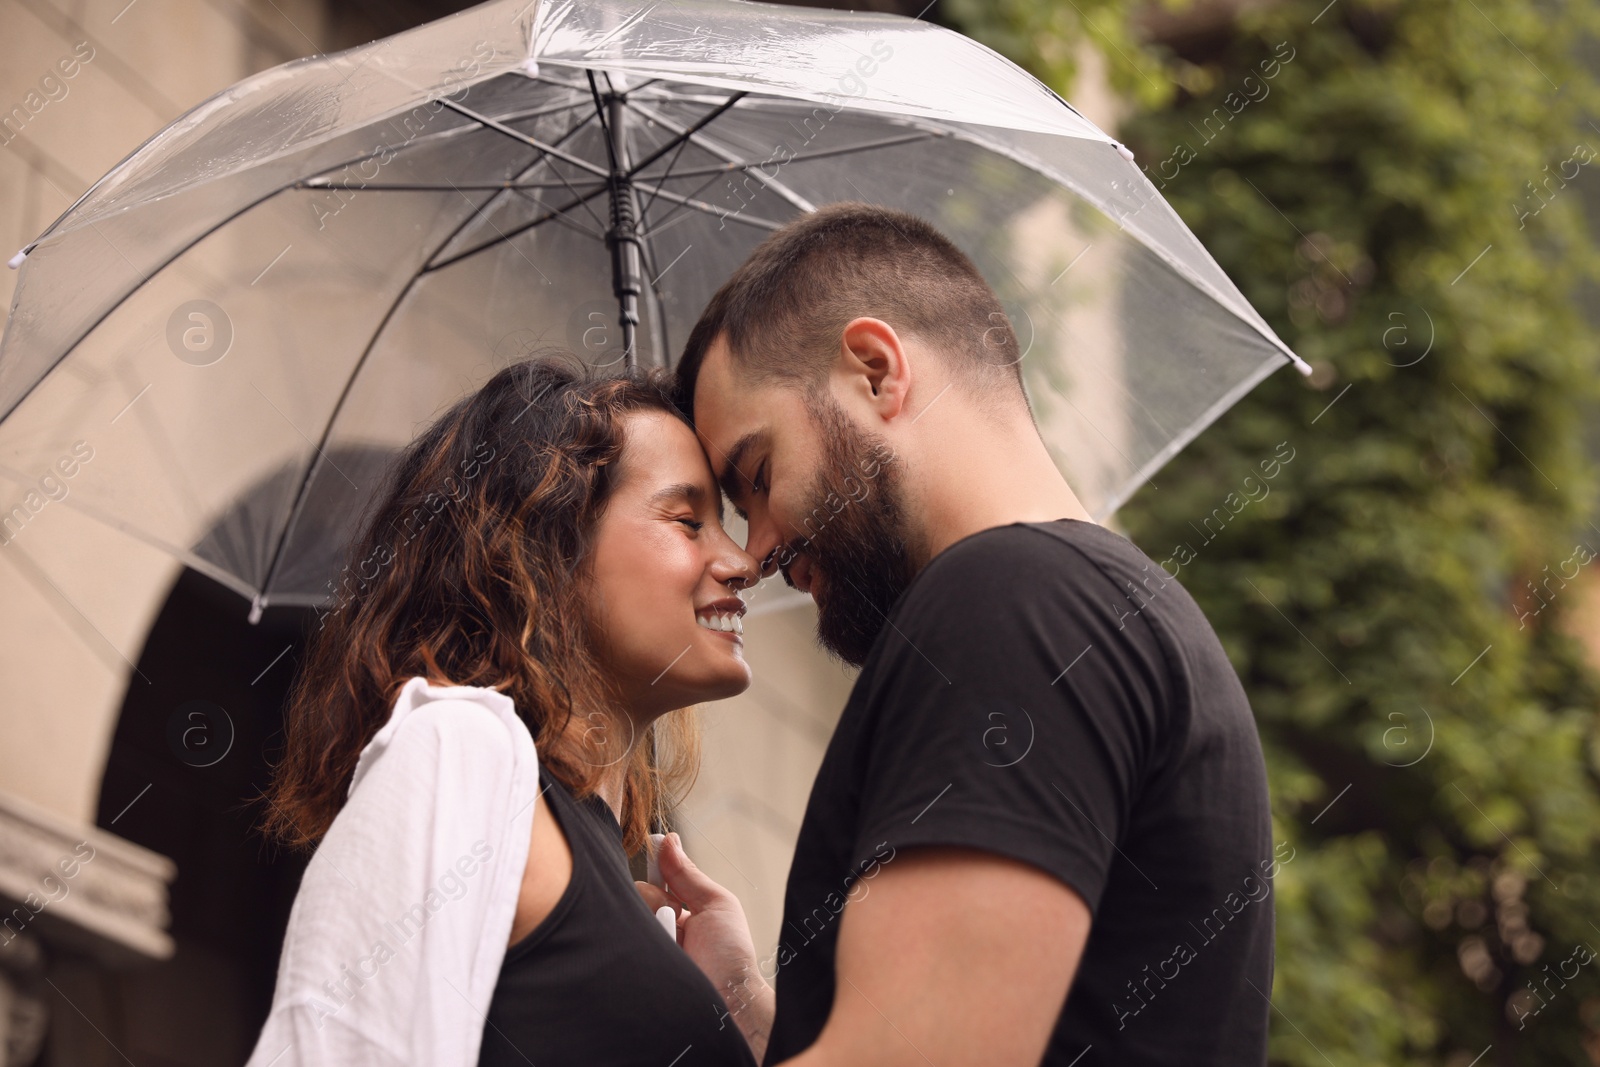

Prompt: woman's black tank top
xmin=477 ymin=767 xmax=758 ymax=1067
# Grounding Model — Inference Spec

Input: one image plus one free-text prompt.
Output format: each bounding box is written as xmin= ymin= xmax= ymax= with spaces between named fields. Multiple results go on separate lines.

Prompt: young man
xmin=658 ymin=203 xmax=1278 ymax=1066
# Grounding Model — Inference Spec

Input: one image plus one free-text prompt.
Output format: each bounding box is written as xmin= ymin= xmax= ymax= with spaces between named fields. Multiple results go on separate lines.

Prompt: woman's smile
xmin=695 ymin=597 xmax=746 ymax=640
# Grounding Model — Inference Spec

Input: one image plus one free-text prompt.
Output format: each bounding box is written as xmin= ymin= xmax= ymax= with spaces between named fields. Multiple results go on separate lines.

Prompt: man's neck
xmin=908 ymin=416 xmax=1094 ymax=565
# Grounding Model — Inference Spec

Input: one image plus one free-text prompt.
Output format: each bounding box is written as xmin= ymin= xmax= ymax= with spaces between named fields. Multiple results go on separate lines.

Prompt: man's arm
xmin=777 ymin=846 xmax=1090 ymax=1067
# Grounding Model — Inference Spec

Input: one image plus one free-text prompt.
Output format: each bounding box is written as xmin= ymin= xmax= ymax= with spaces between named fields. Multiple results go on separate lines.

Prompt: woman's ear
xmin=836 ymin=317 xmax=910 ymax=419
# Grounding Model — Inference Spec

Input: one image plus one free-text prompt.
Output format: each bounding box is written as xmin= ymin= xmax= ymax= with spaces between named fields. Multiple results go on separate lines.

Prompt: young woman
xmin=245 ymin=358 xmax=764 ymax=1067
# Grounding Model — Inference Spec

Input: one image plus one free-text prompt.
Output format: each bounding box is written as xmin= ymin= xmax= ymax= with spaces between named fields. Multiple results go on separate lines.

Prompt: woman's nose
xmin=714 ymin=544 xmax=761 ymax=591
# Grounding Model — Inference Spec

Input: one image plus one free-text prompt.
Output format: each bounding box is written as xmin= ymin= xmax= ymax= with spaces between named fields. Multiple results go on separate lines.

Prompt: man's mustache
xmin=761 ymin=443 xmax=895 ymax=584
xmin=764 ymin=534 xmax=813 ymax=583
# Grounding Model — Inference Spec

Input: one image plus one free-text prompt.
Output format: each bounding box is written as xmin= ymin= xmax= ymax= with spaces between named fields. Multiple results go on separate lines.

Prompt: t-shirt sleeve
xmin=847 ymin=525 xmax=1172 ymax=917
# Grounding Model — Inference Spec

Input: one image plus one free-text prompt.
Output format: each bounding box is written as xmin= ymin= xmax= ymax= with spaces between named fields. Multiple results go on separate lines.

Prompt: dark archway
xmin=68 ymin=567 xmax=315 ymax=1067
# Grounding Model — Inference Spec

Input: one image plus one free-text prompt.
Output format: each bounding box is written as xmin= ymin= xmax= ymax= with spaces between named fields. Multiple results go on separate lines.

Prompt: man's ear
xmin=836 ymin=317 xmax=910 ymax=420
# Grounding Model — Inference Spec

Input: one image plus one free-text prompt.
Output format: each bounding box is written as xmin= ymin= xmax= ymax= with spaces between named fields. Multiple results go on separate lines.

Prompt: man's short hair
xmin=674 ymin=203 xmax=1028 ymax=416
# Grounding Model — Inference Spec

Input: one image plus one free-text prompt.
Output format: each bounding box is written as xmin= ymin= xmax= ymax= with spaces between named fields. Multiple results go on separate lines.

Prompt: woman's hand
xmin=636 ymin=832 xmax=775 ymax=1061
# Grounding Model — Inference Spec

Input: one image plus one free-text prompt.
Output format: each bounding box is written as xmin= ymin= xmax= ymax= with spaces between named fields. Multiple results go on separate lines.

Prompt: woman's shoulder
xmin=259 ymin=677 xmax=542 ymax=1065
xmin=348 ymin=676 xmax=537 ymax=798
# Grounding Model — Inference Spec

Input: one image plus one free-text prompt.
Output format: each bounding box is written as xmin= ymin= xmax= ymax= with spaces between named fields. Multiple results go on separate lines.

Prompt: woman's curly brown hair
xmin=263 ymin=356 xmax=700 ymax=854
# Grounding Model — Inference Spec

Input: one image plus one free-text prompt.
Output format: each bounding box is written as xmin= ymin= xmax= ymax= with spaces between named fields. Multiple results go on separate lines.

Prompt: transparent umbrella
xmin=0 ymin=0 xmax=1309 ymax=622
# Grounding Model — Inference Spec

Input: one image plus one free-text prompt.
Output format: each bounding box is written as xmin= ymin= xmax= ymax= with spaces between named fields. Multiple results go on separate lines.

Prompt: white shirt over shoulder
xmin=246 ymin=676 xmax=540 ymax=1067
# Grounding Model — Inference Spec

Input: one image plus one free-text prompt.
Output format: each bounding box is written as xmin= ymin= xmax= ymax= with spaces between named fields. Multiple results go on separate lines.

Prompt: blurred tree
xmin=948 ymin=0 xmax=1600 ymax=1063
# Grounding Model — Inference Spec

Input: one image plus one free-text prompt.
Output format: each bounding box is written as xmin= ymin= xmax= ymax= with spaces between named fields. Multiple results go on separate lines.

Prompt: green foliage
xmin=950 ymin=0 xmax=1600 ymax=1062
xmin=944 ymin=0 xmax=1187 ymax=110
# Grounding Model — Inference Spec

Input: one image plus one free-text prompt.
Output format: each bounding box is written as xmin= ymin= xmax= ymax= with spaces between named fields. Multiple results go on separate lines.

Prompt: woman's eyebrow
xmin=648 ymin=481 xmax=724 ymax=522
xmin=648 ymin=482 xmax=701 ymax=506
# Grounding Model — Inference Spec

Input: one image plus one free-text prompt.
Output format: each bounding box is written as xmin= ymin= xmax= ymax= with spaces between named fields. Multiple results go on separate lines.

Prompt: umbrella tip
xmin=1113 ymin=142 xmax=1135 ymax=162
xmin=248 ymin=594 xmax=264 ymax=625
xmin=517 ymin=57 xmax=540 ymax=79
xmin=6 ymin=249 xmax=25 ymax=270
xmin=1290 ymin=353 xmax=1314 ymax=376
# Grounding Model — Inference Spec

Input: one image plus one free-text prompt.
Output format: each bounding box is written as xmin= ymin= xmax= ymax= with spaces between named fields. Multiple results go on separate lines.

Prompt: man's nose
xmin=742 ymin=515 xmax=785 ymax=579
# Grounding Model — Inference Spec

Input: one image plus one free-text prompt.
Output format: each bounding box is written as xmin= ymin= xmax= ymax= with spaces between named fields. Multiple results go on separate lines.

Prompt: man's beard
xmin=776 ymin=395 xmax=917 ymax=668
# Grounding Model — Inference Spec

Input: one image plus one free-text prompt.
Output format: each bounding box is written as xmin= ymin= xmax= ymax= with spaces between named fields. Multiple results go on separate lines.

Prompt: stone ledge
xmin=0 ymin=789 xmax=174 ymax=966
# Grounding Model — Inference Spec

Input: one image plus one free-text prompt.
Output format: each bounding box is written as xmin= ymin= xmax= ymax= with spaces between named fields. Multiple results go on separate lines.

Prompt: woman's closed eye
xmin=676 ymin=517 xmax=705 ymax=532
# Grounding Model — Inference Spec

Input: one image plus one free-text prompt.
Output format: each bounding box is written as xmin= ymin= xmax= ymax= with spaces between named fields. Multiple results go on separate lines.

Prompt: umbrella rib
xmin=1 ymin=482 xmax=266 ymax=608
xmin=624 ymin=101 xmax=815 ymax=215
xmin=436 ymin=98 xmax=612 ymax=180
xmin=293 ymin=97 xmax=597 ymax=186
xmin=251 ymin=106 xmax=616 ymax=610
xmin=623 ymin=93 xmax=747 ymax=179
xmin=433 ymin=95 xmax=613 ymax=236
xmin=441 ymin=179 xmax=562 ymax=284
xmin=1 ymin=108 xmax=566 ymax=423
xmin=249 ymin=241 xmax=467 ymax=614
xmin=628 ymin=179 xmax=787 ymax=233
xmin=529 ymin=72 xmax=597 ymax=93
xmin=422 ymin=182 xmax=612 ymax=272
xmin=621 ymin=92 xmax=747 ymax=222
xmin=492 ymin=96 xmax=596 ymax=125
xmin=540 ymin=156 xmax=613 ymax=234
xmin=284 ymin=100 xmax=609 ymax=228
xmin=511 ymin=187 xmax=607 ymax=241
xmin=14 ymin=91 xmax=573 ymax=258
xmin=507 ymin=94 xmax=615 ymax=235
xmin=296 ymin=179 xmax=610 ymax=192
xmin=636 ymin=131 xmax=942 ymax=181
xmin=421 ymin=110 xmax=608 ymax=271
xmin=638 ymin=130 xmax=697 ymax=221
xmin=637 ymin=166 xmax=756 ymax=235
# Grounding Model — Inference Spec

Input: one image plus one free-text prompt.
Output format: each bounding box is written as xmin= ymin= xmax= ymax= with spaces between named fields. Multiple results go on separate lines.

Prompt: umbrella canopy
xmin=0 ymin=0 xmax=1308 ymax=621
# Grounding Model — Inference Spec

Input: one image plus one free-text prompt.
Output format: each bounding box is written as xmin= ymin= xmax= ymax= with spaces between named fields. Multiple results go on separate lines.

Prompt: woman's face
xmin=586 ymin=410 xmax=759 ymax=718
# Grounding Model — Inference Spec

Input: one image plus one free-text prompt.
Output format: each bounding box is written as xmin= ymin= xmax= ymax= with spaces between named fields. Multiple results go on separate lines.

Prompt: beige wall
xmin=0 ymin=0 xmax=323 ymax=824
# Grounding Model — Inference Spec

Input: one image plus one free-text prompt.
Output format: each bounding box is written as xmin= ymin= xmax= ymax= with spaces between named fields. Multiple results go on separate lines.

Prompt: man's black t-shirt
xmin=763 ymin=519 xmax=1279 ymax=1067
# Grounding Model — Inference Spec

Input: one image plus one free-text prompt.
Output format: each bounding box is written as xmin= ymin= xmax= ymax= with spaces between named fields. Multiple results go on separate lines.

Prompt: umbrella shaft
xmin=609 ymin=185 xmax=642 ymax=361
xmin=606 ymin=93 xmax=643 ymax=370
